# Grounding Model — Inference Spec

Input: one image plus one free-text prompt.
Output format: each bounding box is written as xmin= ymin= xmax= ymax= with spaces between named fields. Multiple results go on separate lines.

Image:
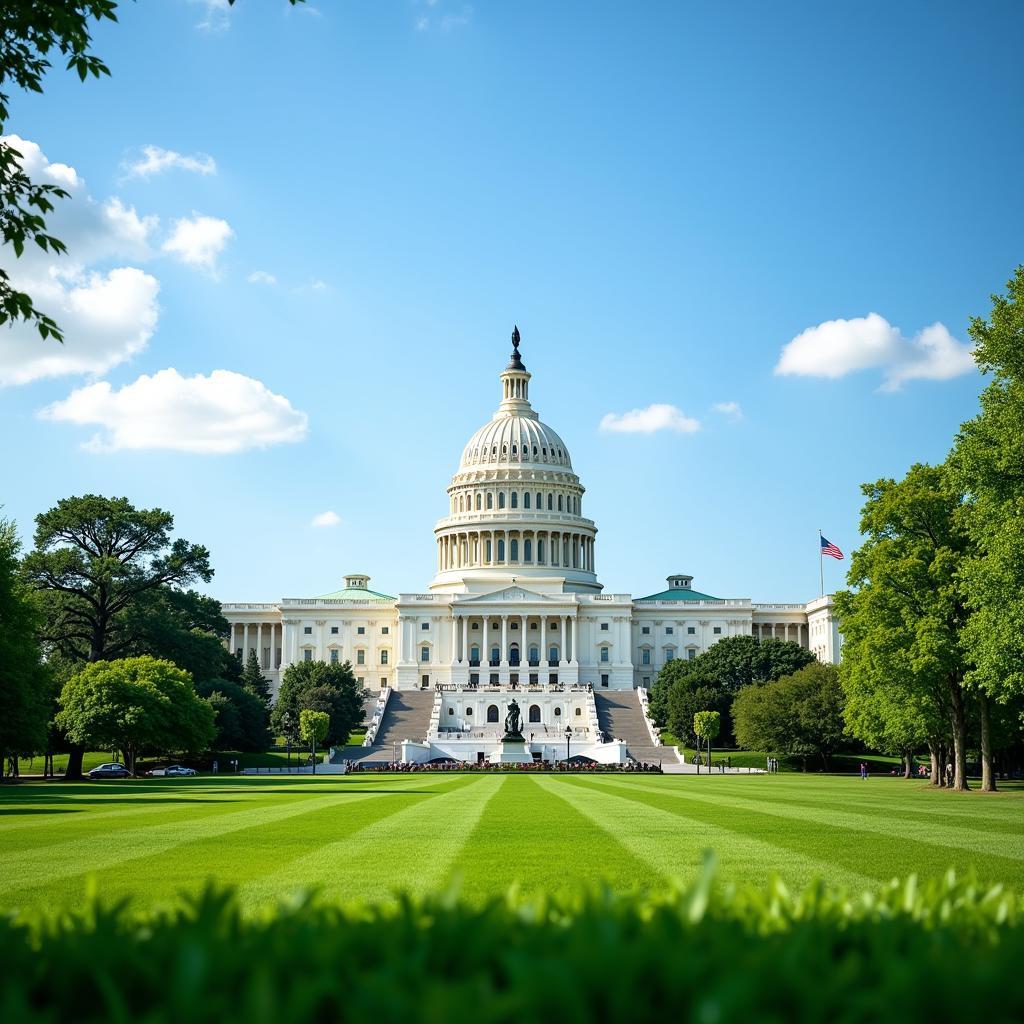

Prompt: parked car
xmin=88 ymin=762 xmax=131 ymax=779
xmin=165 ymin=765 xmax=198 ymax=777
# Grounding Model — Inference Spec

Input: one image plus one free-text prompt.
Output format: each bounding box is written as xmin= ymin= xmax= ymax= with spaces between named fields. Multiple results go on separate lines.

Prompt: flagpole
xmin=818 ymin=529 xmax=824 ymax=597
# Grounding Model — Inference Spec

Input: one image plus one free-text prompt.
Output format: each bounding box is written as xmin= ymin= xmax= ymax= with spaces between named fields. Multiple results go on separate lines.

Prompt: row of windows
xmin=303 ymin=625 xmax=389 ymax=636
xmin=465 ymin=441 xmax=566 ymax=465
xmin=639 ymin=625 xmax=721 ymax=636
xmin=447 ymin=704 xmax=579 ymax=722
xmin=304 ymin=648 xmax=390 ymax=666
xmin=639 ymin=648 xmax=698 ymax=665
xmin=452 ymin=490 xmax=580 ymax=515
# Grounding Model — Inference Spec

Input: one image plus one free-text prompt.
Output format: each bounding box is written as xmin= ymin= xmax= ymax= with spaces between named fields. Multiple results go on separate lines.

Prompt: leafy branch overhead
xmin=0 ymin=1 xmax=302 ymax=344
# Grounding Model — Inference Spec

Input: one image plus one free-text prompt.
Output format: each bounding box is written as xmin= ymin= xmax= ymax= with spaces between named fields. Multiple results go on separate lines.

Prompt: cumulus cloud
xmin=123 ymin=145 xmax=216 ymax=180
xmin=162 ymin=214 xmax=233 ymax=272
xmin=310 ymin=510 xmax=342 ymax=528
xmin=775 ymin=313 xmax=975 ymax=391
xmin=600 ymin=403 xmax=700 ymax=435
xmin=0 ymin=136 xmax=162 ymax=386
xmin=40 ymin=368 xmax=309 ymax=454
xmin=712 ymin=401 xmax=743 ymax=419
xmin=191 ymin=0 xmax=231 ymax=31
xmin=247 ymin=270 xmax=277 ymax=285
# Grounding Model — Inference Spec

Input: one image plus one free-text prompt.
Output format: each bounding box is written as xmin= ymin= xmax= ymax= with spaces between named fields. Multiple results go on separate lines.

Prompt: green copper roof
xmin=316 ymin=586 xmax=396 ymax=602
xmin=636 ymin=587 xmax=720 ymax=602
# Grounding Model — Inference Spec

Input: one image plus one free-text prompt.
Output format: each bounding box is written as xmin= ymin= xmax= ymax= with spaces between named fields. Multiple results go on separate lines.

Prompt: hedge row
xmin=3 ymin=866 xmax=1023 ymax=1023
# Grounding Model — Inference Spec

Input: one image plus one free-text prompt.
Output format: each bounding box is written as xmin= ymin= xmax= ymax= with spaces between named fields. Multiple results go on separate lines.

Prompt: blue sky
xmin=1 ymin=0 xmax=1021 ymax=603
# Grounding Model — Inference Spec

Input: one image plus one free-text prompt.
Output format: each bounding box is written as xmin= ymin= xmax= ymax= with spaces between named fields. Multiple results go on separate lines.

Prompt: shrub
xmin=1 ymin=866 xmax=1022 ymax=1023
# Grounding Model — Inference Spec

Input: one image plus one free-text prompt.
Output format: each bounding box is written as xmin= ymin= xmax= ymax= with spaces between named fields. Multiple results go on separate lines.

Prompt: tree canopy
xmin=195 ymin=679 xmax=270 ymax=753
xmin=271 ymin=661 xmax=365 ymax=748
xmin=55 ymin=656 xmax=215 ymax=773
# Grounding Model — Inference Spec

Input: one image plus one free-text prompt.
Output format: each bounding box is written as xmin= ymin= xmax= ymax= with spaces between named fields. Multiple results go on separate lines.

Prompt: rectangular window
xmin=330 ymin=649 xmax=339 ymax=663
xmin=641 ymin=649 xmax=651 ymax=665
xmin=641 ymin=626 xmax=650 ymax=635
xmin=381 ymin=626 xmax=389 ymax=635
xmin=529 ymin=673 xmax=538 ymax=684
xmin=687 ymin=626 xmax=696 ymax=634
xmin=549 ymin=673 xmax=558 ymax=685
xmin=469 ymin=673 xmax=479 ymax=684
xmin=490 ymin=673 xmax=500 ymax=685
xmin=380 ymin=650 xmax=388 ymax=665
xmin=303 ymin=626 xmax=312 ymax=635
xmin=600 ymin=647 xmax=609 ymax=663
xmin=303 ymin=649 xmax=312 ymax=662
xmin=665 ymin=627 xmax=674 ymax=635
xmin=421 ymin=622 xmax=430 ymax=630
xmin=357 ymin=650 xmax=365 ymax=665
xmin=330 ymin=626 xmax=339 ymax=634
xmin=422 ymin=674 xmax=430 ymax=687
xmin=357 ymin=626 xmax=366 ymax=635
xmin=687 ymin=649 xmax=696 ymax=660
xmin=357 ymin=677 xmax=364 ymax=685
xmin=421 ymin=646 xmax=430 ymax=662
xmin=666 ymin=650 xmax=674 ymax=662
xmin=600 ymin=622 xmax=609 ymax=631
xmin=713 ymin=626 xmax=722 ymax=635
xmin=601 ymin=674 xmax=609 ymax=687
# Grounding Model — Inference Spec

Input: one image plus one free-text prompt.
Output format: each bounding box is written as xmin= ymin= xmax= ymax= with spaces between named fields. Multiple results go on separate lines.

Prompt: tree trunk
xmin=64 ymin=745 xmax=85 ymax=781
xmin=903 ymin=751 xmax=912 ymax=779
xmin=979 ymin=692 xmax=996 ymax=793
xmin=948 ymin=679 xmax=969 ymax=792
xmin=929 ymin=743 xmax=942 ymax=786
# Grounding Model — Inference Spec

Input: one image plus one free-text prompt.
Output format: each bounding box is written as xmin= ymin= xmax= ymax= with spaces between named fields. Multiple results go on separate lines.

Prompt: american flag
xmin=820 ymin=535 xmax=844 ymax=560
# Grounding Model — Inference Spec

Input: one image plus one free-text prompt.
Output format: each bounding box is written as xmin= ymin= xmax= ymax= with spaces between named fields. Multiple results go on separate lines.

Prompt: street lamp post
xmin=565 ymin=725 xmax=572 ymax=766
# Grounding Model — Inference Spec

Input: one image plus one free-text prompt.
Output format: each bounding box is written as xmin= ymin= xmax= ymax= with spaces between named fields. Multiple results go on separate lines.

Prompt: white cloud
xmin=310 ymin=510 xmax=342 ymax=528
xmin=416 ymin=1 xmax=473 ymax=30
xmin=600 ymin=403 xmax=700 ymax=435
xmin=123 ymin=145 xmax=217 ymax=180
xmin=162 ymin=214 xmax=233 ymax=272
xmin=247 ymin=270 xmax=277 ymax=285
xmin=41 ymin=368 xmax=309 ymax=454
xmin=191 ymin=0 xmax=231 ymax=31
xmin=0 ymin=135 xmax=162 ymax=387
xmin=775 ymin=313 xmax=975 ymax=391
xmin=712 ymin=401 xmax=743 ymax=419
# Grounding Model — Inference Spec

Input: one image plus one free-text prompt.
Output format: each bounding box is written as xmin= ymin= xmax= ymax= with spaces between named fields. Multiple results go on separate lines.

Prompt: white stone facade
xmin=223 ymin=334 xmax=841 ymax=699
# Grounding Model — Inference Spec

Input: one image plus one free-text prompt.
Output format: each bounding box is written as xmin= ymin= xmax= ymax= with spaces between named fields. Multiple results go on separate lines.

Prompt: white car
xmin=164 ymin=764 xmax=198 ymax=777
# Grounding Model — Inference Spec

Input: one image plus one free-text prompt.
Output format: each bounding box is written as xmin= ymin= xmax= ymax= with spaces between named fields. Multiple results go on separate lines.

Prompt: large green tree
xmin=240 ymin=649 xmax=272 ymax=709
xmin=271 ymin=661 xmax=365 ymax=748
xmin=0 ymin=518 xmax=52 ymax=778
xmin=949 ymin=266 xmax=1024 ymax=792
xmin=732 ymin=662 xmax=846 ymax=771
xmin=195 ymin=679 xmax=270 ymax=753
xmin=834 ymin=464 xmax=971 ymax=790
xmin=23 ymin=495 xmax=214 ymax=778
xmin=55 ymin=656 xmax=215 ymax=774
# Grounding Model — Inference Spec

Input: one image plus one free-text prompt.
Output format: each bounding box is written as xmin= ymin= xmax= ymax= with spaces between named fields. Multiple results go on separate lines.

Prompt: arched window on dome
xmin=537 ymin=538 xmax=545 ymax=563
xmin=558 ymin=495 xmax=564 ymax=512
xmin=485 ymin=539 xmax=492 ymax=562
xmin=542 ymin=447 xmax=547 ymax=457
xmin=486 ymin=493 xmax=493 ymax=510
xmin=510 ymin=539 xmax=519 ymax=561
xmin=476 ymin=493 xmax=482 ymax=510
xmin=497 ymin=539 xmax=505 ymax=562
xmin=524 ymin=492 xmax=531 ymax=509
xmin=498 ymin=492 xmax=506 ymax=509
xmin=512 ymin=444 xmax=517 ymax=456
xmin=536 ymin=492 xmax=542 ymax=509
xmin=547 ymin=494 xmax=553 ymax=511
xmin=511 ymin=492 xmax=518 ymax=509
xmin=533 ymin=446 xmax=538 ymax=457
xmin=524 ymin=538 xmax=532 ymax=562
xmin=502 ymin=444 xmax=507 ymax=456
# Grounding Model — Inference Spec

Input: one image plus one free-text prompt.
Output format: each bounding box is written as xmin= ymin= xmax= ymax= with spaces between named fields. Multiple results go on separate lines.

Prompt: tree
xmin=0 ymin=1 xmax=301 ymax=343
xmin=299 ymin=709 xmax=330 ymax=775
xmin=834 ymin=464 xmax=971 ymax=790
xmin=55 ymin=656 xmax=215 ymax=774
xmin=732 ymin=663 xmax=846 ymax=771
xmin=949 ymin=266 xmax=1024 ymax=792
xmin=666 ymin=680 xmax=729 ymax=751
xmin=196 ymin=680 xmax=269 ymax=753
xmin=693 ymin=711 xmax=720 ymax=775
xmin=271 ymin=661 xmax=365 ymax=748
xmin=0 ymin=518 xmax=52 ymax=778
xmin=23 ymin=495 xmax=213 ymax=779
xmin=240 ymin=649 xmax=272 ymax=708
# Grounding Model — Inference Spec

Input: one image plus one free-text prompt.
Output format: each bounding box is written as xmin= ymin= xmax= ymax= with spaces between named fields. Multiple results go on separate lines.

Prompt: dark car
xmin=87 ymin=762 xmax=131 ymax=779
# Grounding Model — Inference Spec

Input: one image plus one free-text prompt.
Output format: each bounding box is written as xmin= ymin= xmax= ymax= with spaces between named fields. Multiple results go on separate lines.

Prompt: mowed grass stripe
xmin=446 ymin=776 xmax=658 ymax=901
xmin=591 ymin=776 xmax=1024 ymax=862
xmin=540 ymin=775 xmax=875 ymax=891
xmin=578 ymin=777 xmax=1024 ymax=887
xmin=241 ymin=775 xmax=503 ymax=906
xmin=1 ymin=778 xmax=444 ymax=896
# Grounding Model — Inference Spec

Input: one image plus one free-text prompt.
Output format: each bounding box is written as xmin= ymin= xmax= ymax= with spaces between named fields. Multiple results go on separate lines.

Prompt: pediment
xmin=456 ymin=586 xmax=558 ymax=605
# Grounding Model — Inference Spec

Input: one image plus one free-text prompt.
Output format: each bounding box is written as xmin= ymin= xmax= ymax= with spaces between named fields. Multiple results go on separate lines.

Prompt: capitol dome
xmin=431 ymin=328 xmax=599 ymax=594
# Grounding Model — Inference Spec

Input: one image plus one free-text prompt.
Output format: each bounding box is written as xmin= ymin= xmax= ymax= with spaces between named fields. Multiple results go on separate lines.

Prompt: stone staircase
xmin=593 ymin=690 xmax=681 ymax=766
xmin=338 ymin=689 xmax=436 ymax=765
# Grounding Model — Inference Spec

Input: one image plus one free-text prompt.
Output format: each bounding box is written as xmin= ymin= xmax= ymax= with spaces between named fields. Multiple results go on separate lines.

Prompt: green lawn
xmin=1 ymin=773 xmax=1021 ymax=914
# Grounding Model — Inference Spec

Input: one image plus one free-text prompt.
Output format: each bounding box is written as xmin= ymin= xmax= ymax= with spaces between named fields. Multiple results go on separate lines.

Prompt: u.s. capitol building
xmin=223 ymin=331 xmax=841 ymax=763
